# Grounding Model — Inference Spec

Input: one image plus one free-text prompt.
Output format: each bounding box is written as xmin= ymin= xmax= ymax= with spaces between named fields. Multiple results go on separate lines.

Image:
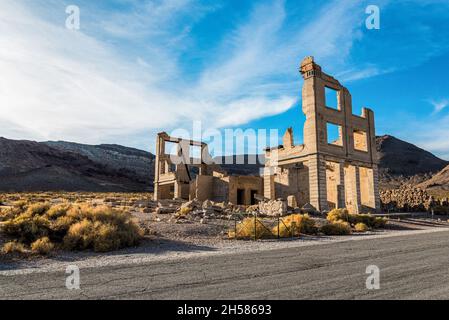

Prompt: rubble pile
xmin=152 ymin=198 xmax=294 ymax=223
xmin=380 ymin=186 xmax=449 ymax=213
xmin=258 ymin=199 xmax=288 ymax=216
xmin=157 ymin=199 xmax=244 ymax=223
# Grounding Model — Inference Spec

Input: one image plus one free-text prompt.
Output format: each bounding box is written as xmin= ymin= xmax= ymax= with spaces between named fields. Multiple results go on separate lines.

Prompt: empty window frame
xmin=325 ymin=86 xmax=339 ymax=110
xmin=237 ymin=189 xmax=245 ymax=205
xmin=250 ymin=190 xmax=258 ymax=205
xmin=327 ymin=122 xmax=343 ymax=146
xmin=353 ymin=130 xmax=368 ymax=152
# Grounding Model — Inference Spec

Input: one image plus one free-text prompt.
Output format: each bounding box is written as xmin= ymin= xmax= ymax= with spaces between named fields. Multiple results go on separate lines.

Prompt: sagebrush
xmin=0 ymin=202 xmax=143 ymax=254
xmin=272 ymin=214 xmax=318 ymax=237
xmin=321 ymin=220 xmax=352 ymax=235
xmin=326 ymin=208 xmax=387 ymax=229
xmin=229 ymin=217 xmax=273 ymax=239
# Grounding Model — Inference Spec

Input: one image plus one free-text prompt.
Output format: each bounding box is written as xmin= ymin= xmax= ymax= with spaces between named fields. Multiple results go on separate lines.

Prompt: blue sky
xmin=1 ymin=0 xmax=449 ymax=158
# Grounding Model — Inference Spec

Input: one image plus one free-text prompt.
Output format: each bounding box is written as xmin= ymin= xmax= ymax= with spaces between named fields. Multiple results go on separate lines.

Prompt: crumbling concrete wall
xmin=264 ymin=56 xmax=380 ymax=214
xmin=153 ymin=132 xmax=263 ymax=206
xmin=154 ymin=56 xmax=381 ymax=214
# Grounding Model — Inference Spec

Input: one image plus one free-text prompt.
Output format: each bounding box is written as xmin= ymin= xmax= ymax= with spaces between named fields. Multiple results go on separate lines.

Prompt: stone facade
xmin=154 ymin=56 xmax=381 ymax=214
xmin=153 ymin=132 xmax=263 ymax=205
xmin=263 ymin=57 xmax=380 ymax=214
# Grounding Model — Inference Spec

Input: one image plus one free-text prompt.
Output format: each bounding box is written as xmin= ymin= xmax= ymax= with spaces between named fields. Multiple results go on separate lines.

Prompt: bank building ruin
xmin=154 ymin=57 xmax=380 ymax=214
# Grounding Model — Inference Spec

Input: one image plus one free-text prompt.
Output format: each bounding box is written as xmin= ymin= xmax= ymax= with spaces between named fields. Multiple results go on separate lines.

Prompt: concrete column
xmin=153 ymin=135 xmax=164 ymax=201
xmin=174 ymin=181 xmax=180 ymax=199
xmin=337 ymin=161 xmax=346 ymax=208
xmin=344 ymin=164 xmax=361 ymax=214
xmin=308 ymin=154 xmax=328 ymax=212
xmin=263 ymin=167 xmax=275 ymax=200
xmin=354 ymin=166 xmax=362 ymax=213
xmin=372 ymin=164 xmax=381 ymax=212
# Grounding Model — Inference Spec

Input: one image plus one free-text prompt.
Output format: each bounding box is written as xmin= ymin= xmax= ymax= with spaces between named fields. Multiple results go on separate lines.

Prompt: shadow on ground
xmin=0 ymin=237 xmax=216 ymax=272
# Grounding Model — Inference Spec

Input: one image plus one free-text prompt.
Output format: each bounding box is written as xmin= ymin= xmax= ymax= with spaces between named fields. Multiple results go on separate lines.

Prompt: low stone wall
xmin=380 ymin=186 xmax=449 ymax=213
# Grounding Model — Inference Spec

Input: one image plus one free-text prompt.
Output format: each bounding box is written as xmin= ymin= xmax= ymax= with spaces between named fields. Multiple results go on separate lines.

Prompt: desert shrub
xmin=0 ymin=202 xmax=143 ymax=253
xmin=273 ymin=214 xmax=318 ymax=237
xmin=63 ymin=219 xmax=96 ymax=250
xmin=232 ymin=217 xmax=273 ymax=239
xmin=0 ymin=207 xmax=22 ymax=221
xmin=327 ymin=208 xmax=350 ymax=223
xmin=50 ymin=215 xmax=76 ymax=237
xmin=373 ymin=217 xmax=387 ymax=228
xmin=348 ymin=214 xmax=375 ymax=227
xmin=13 ymin=200 xmax=28 ymax=210
xmin=175 ymin=207 xmax=192 ymax=219
xmin=1 ymin=241 xmax=26 ymax=254
xmin=354 ymin=222 xmax=368 ymax=232
xmin=321 ymin=221 xmax=352 ymax=235
xmin=2 ymin=213 xmax=50 ymax=243
xmin=327 ymin=208 xmax=387 ymax=229
xmin=31 ymin=237 xmax=54 ymax=255
xmin=63 ymin=208 xmax=143 ymax=252
xmin=27 ymin=203 xmax=51 ymax=216
xmin=46 ymin=203 xmax=71 ymax=219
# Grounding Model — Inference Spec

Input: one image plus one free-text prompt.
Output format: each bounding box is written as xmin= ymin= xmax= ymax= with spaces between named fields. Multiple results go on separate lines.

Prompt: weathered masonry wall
xmin=153 ymin=132 xmax=263 ymax=206
xmin=264 ymin=56 xmax=380 ymax=213
xmin=154 ymin=56 xmax=381 ymax=213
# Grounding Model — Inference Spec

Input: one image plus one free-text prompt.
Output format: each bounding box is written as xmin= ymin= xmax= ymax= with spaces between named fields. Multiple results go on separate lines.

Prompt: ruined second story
xmin=266 ymin=56 xmax=378 ymax=167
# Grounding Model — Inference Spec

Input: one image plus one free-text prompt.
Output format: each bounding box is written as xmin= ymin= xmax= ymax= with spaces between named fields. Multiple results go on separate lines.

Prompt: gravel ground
xmin=1 ymin=216 xmax=448 ymax=276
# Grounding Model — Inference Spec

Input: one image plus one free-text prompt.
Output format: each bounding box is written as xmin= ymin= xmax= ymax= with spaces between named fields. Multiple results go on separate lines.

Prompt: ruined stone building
xmin=153 ymin=132 xmax=263 ymax=205
xmin=154 ymin=57 xmax=380 ymax=213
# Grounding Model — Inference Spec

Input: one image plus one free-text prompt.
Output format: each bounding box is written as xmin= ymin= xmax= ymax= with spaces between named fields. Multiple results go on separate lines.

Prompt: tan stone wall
xmin=263 ymin=56 xmax=380 ymax=213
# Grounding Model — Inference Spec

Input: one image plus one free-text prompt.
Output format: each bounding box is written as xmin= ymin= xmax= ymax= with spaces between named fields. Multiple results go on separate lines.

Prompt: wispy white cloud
xmin=0 ymin=0 xmax=393 ymax=150
xmin=389 ymin=111 xmax=449 ymax=160
xmin=428 ymin=98 xmax=449 ymax=114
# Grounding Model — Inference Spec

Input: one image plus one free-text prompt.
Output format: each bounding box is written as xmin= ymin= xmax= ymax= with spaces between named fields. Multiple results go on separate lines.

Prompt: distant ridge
xmin=0 ymin=137 xmax=154 ymax=192
xmin=0 ymin=135 xmax=447 ymax=192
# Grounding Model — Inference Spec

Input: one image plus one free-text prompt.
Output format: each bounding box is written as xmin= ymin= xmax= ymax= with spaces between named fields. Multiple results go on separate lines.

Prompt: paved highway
xmin=2 ymin=230 xmax=449 ymax=299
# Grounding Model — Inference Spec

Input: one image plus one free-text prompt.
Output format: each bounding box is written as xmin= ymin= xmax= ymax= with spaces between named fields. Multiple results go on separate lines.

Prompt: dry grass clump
xmin=321 ymin=220 xmax=352 ymax=235
xmin=327 ymin=208 xmax=350 ymax=223
xmin=273 ymin=214 xmax=318 ymax=237
xmin=1 ymin=241 xmax=26 ymax=254
xmin=354 ymin=222 xmax=368 ymax=232
xmin=175 ymin=207 xmax=192 ymax=219
xmin=31 ymin=237 xmax=54 ymax=255
xmin=326 ymin=208 xmax=387 ymax=230
xmin=0 ymin=201 xmax=143 ymax=254
xmin=230 ymin=217 xmax=273 ymax=239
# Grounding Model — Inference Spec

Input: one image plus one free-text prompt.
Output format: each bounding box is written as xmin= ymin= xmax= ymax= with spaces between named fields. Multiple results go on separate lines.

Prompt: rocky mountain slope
xmin=214 ymin=154 xmax=265 ymax=176
xmin=376 ymin=135 xmax=448 ymax=189
xmin=0 ymin=138 xmax=154 ymax=192
xmin=44 ymin=141 xmax=154 ymax=185
xmin=417 ymin=164 xmax=449 ymax=191
xmin=0 ymin=135 xmax=448 ymax=192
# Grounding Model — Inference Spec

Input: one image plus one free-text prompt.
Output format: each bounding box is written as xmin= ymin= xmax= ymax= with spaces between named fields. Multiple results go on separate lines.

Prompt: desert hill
xmin=0 ymin=135 xmax=447 ymax=192
xmin=0 ymin=138 xmax=154 ymax=192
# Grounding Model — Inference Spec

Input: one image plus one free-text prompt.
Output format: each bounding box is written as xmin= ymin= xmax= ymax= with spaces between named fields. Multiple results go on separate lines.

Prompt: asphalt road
xmin=2 ymin=230 xmax=449 ymax=300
